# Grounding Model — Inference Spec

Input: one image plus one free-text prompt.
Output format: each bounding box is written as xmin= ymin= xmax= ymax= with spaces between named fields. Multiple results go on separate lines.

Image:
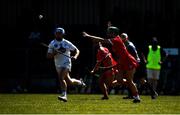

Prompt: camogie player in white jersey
xmin=47 ymin=27 xmax=86 ymax=102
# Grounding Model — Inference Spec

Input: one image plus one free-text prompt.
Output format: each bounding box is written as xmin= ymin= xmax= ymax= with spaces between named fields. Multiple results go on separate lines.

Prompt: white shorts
xmin=55 ymin=62 xmax=72 ymax=72
xmin=56 ymin=66 xmax=71 ymax=72
xmin=147 ymin=69 xmax=160 ymax=80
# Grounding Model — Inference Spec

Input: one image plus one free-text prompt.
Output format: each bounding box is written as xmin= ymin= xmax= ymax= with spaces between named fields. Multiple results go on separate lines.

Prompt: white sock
xmin=133 ymin=95 xmax=140 ymax=100
xmin=62 ymin=90 xmax=67 ymax=97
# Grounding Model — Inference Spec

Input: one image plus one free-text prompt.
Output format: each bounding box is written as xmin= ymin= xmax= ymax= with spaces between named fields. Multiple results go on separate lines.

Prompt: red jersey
xmin=96 ymin=47 xmax=117 ymax=76
xmin=109 ymin=35 xmax=138 ymax=70
xmin=97 ymin=47 xmax=117 ymax=67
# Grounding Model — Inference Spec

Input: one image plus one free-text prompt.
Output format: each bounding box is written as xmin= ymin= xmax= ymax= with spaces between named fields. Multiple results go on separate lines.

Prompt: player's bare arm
xmin=91 ymin=61 xmax=101 ymax=74
xmin=72 ymin=48 xmax=80 ymax=60
xmin=82 ymin=32 xmax=110 ymax=45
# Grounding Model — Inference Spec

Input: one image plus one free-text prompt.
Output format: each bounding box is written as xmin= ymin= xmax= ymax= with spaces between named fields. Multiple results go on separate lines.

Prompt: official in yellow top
xmin=146 ymin=45 xmax=161 ymax=70
xmin=145 ymin=37 xmax=167 ymax=99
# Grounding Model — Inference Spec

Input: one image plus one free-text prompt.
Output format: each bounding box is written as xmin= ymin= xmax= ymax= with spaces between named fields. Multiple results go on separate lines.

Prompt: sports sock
xmin=132 ymin=91 xmax=140 ymax=100
xmin=62 ymin=90 xmax=67 ymax=97
xmin=133 ymin=94 xmax=140 ymax=100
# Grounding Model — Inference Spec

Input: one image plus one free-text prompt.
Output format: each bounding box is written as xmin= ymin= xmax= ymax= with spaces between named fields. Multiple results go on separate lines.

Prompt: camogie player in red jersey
xmin=82 ymin=26 xmax=141 ymax=103
xmin=120 ymin=33 xmax=158 ymax=99
xmin=91 ymin=42 xmax=117 ymax=100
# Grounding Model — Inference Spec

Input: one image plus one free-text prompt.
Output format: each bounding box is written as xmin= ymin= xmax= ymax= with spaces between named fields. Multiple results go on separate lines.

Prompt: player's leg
xmin=125 ymin=68 xmax=141 ymax=103
xmin=113 ymin=71 xmax=127 ymax=87
xmin=152 ymin=70 xmax=160 ymax=91
xmin=140 ymin=78 xmax=158 ymax=99
xmin=56 ymin=67 xmax=68 ymax=102
xmin=99 ymin=74 xmax=109 ymax=99
xmin=65 ymin=73 xmax=86 ymax=87
xmin=139 ymin=78 xmax=148 ymax=94
xmin=123 ymin=68 xmax=138 ymax=99
xmin=147 ymin=69 xmax=158 ymax=99
xmin=151 ymin=70 xmax=159 ymax=98
xmin=105 ymin=73 xmax=115 ymax=90
xmin=113 ymin=70 xmax=133 ymax=98
xmin=99 ymin=71 xmax=115 ymax=99
xmin=147 ymin=69 xmax=154 ymax=90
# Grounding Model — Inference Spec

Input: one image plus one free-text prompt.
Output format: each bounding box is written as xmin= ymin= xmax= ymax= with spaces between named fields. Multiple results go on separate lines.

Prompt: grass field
xmin=0 ymin=94 xmax=180 ymax=114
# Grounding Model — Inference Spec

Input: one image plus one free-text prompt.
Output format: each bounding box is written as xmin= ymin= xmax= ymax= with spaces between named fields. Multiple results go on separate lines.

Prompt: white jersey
xmin=47 ymin=38 xmax=78 ymax=70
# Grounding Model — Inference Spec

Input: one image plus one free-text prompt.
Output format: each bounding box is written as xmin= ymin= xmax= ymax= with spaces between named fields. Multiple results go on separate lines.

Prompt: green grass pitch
xmin=0 ymin=94 xmax=180 ymax=114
